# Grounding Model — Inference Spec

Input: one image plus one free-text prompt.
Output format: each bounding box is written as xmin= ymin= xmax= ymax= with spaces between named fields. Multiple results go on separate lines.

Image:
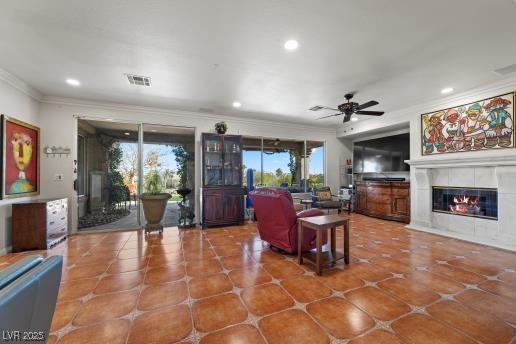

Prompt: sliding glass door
xmin=77 ymin=119 xmax=194 ymax=231
xmin=77 ymin=119 xmax=140 ymax=231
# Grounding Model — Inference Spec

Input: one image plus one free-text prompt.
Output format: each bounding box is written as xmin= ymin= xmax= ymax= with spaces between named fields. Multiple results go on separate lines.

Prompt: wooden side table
xmin=297 ymin=215 xmax=350 ymax=275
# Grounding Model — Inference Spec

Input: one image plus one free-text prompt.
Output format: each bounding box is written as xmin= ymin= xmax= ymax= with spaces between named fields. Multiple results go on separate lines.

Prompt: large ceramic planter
xmin=139 ymin=193 xmax=171 ymax=233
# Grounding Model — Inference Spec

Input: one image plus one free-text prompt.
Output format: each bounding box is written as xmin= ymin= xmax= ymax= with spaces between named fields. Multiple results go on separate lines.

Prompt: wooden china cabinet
xmin=201 ymin=133 xmax=245 ymax=228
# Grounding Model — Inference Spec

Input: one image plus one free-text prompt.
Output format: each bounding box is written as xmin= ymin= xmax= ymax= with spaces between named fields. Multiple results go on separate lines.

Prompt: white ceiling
xmin=1 ymin=0 xmax=516 ymax=126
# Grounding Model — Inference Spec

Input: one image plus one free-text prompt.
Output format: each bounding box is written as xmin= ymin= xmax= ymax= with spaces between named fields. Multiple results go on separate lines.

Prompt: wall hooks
xmin=44 ymin=146 xmax=71 ymax=157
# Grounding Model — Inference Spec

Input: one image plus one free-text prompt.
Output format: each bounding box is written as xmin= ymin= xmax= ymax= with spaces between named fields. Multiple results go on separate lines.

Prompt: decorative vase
xmin=139 ymin=193 xmax=171 ymax=233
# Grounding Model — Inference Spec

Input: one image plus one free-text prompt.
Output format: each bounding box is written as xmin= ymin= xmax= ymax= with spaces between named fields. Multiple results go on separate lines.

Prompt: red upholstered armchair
xmin=249 ymin=188 xmax=326 ymax=253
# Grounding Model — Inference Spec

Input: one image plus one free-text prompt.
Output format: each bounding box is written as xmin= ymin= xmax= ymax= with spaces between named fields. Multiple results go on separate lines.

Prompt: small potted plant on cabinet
xmin=140 ymin=170 xmax=171 ymax=233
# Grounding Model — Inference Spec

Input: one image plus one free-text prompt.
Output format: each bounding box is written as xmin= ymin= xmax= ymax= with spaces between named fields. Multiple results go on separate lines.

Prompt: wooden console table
xmin=297 ymin=215 xmax=350 ymax=275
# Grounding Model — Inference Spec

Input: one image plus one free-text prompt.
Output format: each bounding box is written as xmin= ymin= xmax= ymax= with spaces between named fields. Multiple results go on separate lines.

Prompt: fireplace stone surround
xmin=406 ymin=156 xmax=516 ymax=251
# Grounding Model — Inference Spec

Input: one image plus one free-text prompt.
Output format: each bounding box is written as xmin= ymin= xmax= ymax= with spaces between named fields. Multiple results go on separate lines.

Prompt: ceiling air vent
xmin=493 ymin=63 xmax=516 ymax=77
xmin=125 ymin=74 xmax=151 ymax=87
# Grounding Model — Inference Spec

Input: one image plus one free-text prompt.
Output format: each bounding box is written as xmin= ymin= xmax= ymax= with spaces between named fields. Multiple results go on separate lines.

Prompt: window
xmin=242 ymin=136 xmax=324 ymax=192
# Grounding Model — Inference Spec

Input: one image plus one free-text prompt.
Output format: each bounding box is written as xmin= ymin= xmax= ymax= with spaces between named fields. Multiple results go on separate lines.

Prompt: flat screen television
xmin=353 ymin=133 xmax=410 ymax=173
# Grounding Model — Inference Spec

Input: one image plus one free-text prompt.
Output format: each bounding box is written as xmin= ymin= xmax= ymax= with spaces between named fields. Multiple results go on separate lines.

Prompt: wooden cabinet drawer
xmin=392 ymin=187 xmax=409 ymax=196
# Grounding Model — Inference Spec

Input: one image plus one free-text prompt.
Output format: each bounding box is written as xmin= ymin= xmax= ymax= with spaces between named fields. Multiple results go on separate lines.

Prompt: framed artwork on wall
xmin=1 ymin=115 xmax=40 ymax=199
xmin=421 ymin=92 xmax=515 ymax=155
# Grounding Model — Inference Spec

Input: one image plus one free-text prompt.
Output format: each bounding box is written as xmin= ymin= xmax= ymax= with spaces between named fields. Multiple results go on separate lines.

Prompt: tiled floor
xmin=1 ymin=214 xmax=516 ymax=343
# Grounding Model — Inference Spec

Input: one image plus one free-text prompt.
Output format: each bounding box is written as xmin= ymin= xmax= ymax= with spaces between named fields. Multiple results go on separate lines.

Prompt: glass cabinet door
xmin=223 ymin=136 xmax=242 ymax=186
xmin=204 ymin=135 xmax=223 ymax=186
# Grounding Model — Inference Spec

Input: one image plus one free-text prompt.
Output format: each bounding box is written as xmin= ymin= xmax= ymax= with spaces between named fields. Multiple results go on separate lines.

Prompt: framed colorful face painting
xmin=1 ymin=115 xmax=40 ymax=199
xmin=421 ymin=92 xmax=515 ymax=155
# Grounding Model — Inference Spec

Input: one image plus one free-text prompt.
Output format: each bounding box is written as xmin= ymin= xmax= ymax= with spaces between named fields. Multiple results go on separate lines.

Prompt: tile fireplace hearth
xmin=405 ymin=157 xmax=516 ymax=251
xmin=432 ymin=187 xmax=498 ymax=220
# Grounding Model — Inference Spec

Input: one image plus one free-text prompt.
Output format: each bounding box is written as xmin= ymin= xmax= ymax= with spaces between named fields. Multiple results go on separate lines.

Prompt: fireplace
xmin=432 ymin=186 xmax=498 ymax=220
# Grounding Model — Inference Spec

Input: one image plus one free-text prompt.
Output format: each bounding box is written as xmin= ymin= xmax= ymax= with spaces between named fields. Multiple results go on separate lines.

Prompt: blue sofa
xmin=0 ymin=254 xmax=63 ymax=342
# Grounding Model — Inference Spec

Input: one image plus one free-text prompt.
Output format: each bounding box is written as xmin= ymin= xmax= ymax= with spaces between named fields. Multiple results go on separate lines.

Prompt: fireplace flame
xmin=449 ymin=195 xmax=479 ymax=214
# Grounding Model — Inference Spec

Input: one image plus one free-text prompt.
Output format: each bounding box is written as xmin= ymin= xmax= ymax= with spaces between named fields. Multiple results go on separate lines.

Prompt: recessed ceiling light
xmin=232 ymin=101 xmax=242 ymax=108
xmin=66 ymin=78 xmax=80 ymax=87
xmin=106 ymin=118 xmax=114 ymax=121
xmin=284 ymin=40 xmax=299 ymax=51
xmin=441 ymin=87 xmax=454 ymax=94
xmin=124 ymin=132 xmax=130 ymax=136
xmin=351 ymin=117 xmax=358 ymax=122
xmin=151 ymin=129 xmax=157 ymax=132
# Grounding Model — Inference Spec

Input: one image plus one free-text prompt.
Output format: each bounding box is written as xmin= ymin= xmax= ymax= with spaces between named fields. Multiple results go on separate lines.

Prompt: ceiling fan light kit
xmin=311 ymin=93 xmax=385 ymax=123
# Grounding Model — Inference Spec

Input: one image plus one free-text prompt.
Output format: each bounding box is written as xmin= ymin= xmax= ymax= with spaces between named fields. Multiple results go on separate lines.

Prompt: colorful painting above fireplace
xmin=421 ymin=92 xmax=515 ymax=155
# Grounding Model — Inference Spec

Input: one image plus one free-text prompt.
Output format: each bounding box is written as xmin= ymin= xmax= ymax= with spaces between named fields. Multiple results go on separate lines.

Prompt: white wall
xmin=37 ymin=97 xmax=352 ymax=235
xmin=0 ymin=71 xmax=41 ymax=254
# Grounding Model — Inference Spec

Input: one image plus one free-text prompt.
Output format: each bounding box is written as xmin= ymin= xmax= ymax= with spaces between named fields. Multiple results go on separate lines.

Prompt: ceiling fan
xmin=311 ymin=93 xmax=384 ymax=123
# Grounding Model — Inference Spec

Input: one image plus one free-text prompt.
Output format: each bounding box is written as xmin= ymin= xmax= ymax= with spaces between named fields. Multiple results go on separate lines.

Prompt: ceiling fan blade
xmin=355 ymin=110 xmax=384 ymax=116
xmin=317 ymin=113 xmax=343 ymax=120
xmin=322 ymin=106 xmax=339 ymax=111
xmin=356 ymin=100 xmax=379 ymax=111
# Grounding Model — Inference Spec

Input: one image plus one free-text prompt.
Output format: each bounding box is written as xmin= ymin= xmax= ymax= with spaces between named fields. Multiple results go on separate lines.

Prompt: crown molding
xmin=41 ymin=96 xmax=337 ymax=134
xmin=405 ymin=151 xmax=516 ymax=168
xmin=338 ymin=74 xmax=516 ymax=137
xmin=0 ymin=67 xmax=43 ymax=101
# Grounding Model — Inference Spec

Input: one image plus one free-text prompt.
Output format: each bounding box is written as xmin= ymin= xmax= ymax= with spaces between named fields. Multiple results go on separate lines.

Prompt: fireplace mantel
xmin=406 ymin=152 xmax=516 ymax=169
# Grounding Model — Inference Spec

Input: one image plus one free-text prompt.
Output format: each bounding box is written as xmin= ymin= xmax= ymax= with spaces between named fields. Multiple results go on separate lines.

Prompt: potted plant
xmin=140 ymin=170 xmax=171 ymax=233
xmin=215 ymin=121 xmax=228 ymax=134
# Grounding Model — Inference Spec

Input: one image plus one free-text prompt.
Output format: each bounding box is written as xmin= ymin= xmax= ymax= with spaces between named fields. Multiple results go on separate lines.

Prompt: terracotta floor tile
xmin=72 ymin=290 xmax=138 ymax=326
xmin=369 ymin=257 xmax=411 ymax=274
xmin=148 ymin=252 xmax=184 ymax=267
xmin=58 ymin=278 xmax=99 ymax=302
xmin=184 ymin=248 xmax=216 ymax=261
xmin=75 ymin=253 xmax=115 ymax=266
xmin=479 ymin=280 xmax=516 ymax=300
xmin=138 ymin=281 xmax=188 ymax=311
xmin=259 ymin=309 xmax=329 ymax=344
xmin=251 ymin=249 xmax=286 ymax=264
xmin=186 ymin=258 xmax=222 ymax=277
xmin=107 ymin=257 xmax=148 ymax=274
xmin=220 ymin=253 xmax=256 ymax=270
xmin=145 ymin=265 xmax=185 ymax=284
xmin=50 ymin=300 xmax=82 ymax=332
xmin=348 ymin=329 xmax=403 ymax=344
xmin=306 ymin=297 xmax=374 ymax=339
xmin=208 ymin=236 xmax=236 ymax=246
xmin=427 ymin=300 xmax=514 ymax=344
xmin=58 ymin=319 xmax=130 ymax=344
xmin=405 ymin=270 xmax=464 ymax=295
xmin=262 ymin=260 xmax=305 ymax=280
xmin=447 ymin=258 xmax=500 ymax=276
xmin=229 ymin=266 xmax=272 ymax=288
xmin=199 ymin=324 xmax=264 ymax=344
xmin=212 ymin=244 xmax=244 ymax=257
xmin=318 ymin=268 xmax=364 ymax=291
xmin=347 ymin=263 xmax=393 ymax=281
xmin=94 ymin=271 xmax=143 ymax=294
xmin=117 ymin=248 xmax=152 ymax=260
xmin=498 ymin=271 xmax=516 ymax=284
xmin=192 ymin=293 xmax=248 ymax=332
xmin=128 ymin=305 xmax=192 ymax=344
xmin=346 ymin=286 xmax=410 ymax=321
xmin=378 ymin=278 xmax=441 ymax=306
xmin=63 ymin=262 xmax=109 ymax=281
xmin=189 ymin=273 xmax=233 ymax=299
xmin=281 ymin=276 xmax=332 ymax=303
xmin=430 ymin=263 xmax=485 ymax=285
xmin=392 ymin=313 xmax=476 ymax=344
xmin=151 ymin=243 xmax=182 ymax=255
xmin=350 ymin=246 xmax=378 ymax=260
xmin=241 ymin=283 xmax=294 ymax=316
xmin=456 ymin=289 xmax=516 ymax=324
